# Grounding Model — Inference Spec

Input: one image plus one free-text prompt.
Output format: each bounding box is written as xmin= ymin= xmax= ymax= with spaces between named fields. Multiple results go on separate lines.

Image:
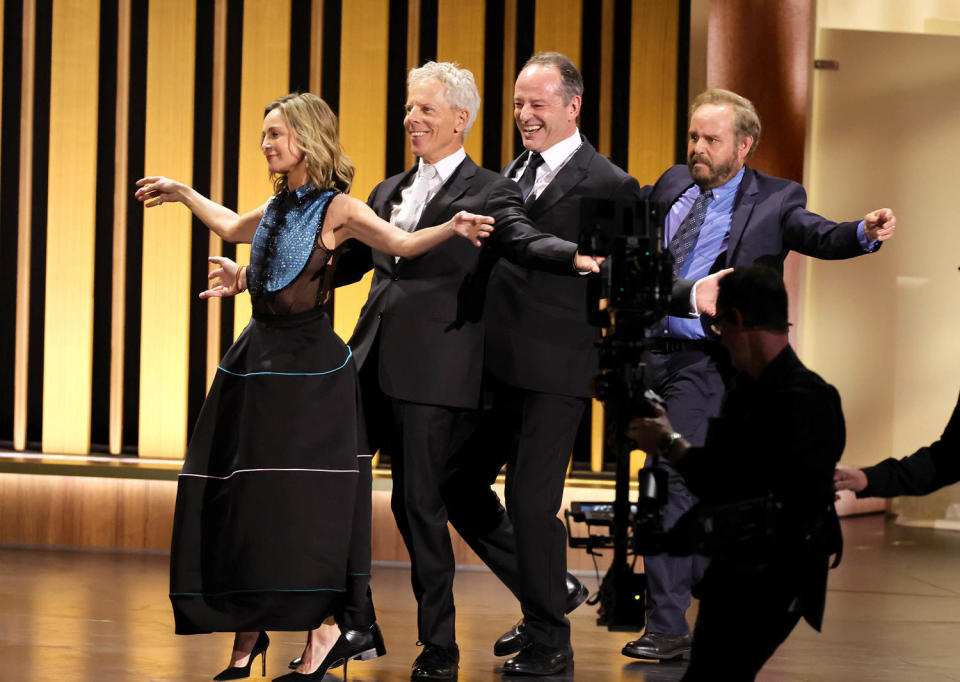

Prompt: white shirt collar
xmin=537 ymin=128 xmax=582 ymax=171
xmin=420 ymin=147 xmax=467 ymax=184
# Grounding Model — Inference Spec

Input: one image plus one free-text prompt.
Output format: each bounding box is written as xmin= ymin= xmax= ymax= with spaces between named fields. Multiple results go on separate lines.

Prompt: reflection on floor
xmin=2 ymin=514 xmax=960 ymax=681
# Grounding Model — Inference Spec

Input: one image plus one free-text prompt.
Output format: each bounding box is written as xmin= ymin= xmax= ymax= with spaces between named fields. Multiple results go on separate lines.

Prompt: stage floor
xmin=2 ymin=513 xmax=960 ymax=681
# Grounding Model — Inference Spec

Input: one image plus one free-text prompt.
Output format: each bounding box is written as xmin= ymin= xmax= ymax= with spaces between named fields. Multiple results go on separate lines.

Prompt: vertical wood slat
xmin=534 ymin=0 xmax=582 ymax=65
xmin=310 ymin=0 xmax=323 ymax=94
xmin=231 ymin=0 xmax=293 ymax=340
xmin=628 ymin=0 xmax=678 ymax=184
xmin=500 ymin=0 xmax=517 ymax=169
xmin=139 ymin=0 xmax=197 ymax=458
xmin=42 ymin=0 xmax=101 ymax=454
xmin=436 ymin=0 xmax=485 ymax=163
xmin=597 ymin=0 xmax=614 ymax=157
xmin=332 ymin=0 xmax=389 ymax=343
xmin=13 ymin=0 xmax=36 ymax=452
xmin=205 ymin=0 xmax=227 ymax=391
xmin=110 ymin=0 xmax=131 ymax=455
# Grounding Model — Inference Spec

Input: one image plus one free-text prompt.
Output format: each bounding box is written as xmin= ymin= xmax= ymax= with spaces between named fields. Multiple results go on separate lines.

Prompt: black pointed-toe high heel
xmin=213 ymin=631 xmax=270 ymax=680
xmin=276 ymin=623 xmax=387 ymax=680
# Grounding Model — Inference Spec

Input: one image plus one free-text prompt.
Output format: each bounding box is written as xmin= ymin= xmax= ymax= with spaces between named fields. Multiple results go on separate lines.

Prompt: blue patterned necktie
xmin=669 ymin=190 xmax=713 ymax=276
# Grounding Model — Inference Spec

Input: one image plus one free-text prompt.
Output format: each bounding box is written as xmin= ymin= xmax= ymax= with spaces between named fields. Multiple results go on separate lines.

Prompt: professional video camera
xmin=567 ymin=198 xmax=779 ymax=631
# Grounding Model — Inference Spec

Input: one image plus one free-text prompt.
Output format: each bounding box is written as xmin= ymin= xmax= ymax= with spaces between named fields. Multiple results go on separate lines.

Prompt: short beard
xmin=688 ymin=152 xmax=738 ymax=190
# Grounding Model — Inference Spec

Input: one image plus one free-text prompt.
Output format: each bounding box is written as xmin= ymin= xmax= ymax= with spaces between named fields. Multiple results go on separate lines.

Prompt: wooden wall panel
xmin=628 ymin=0 xmax=678 ymax=185
xmin=41 ymin=0 xmax=100 ymax=454
xmin=332 ymin=0 xmax=389 ymax=342
xmin=232 ymin=0 xmax=292 ymax=340
xmin=534 ymin=0 xmax=582 ymax=65
xmin=437 ymin=0 xmax=485 ymax=163
xmin=139 ymin=0 xmax=196 ymax=458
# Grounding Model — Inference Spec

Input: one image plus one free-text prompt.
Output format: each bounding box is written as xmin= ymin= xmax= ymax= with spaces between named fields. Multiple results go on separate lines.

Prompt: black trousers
xmin=682 ymin=562 xmax=803 ymax=681
xmin=444 ymin=378 xmax=586 ymax=649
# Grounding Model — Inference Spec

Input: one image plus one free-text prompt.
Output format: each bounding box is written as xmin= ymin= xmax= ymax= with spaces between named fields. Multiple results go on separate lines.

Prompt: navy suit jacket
xmin=643 ymin=165 xmax=879 ymax=299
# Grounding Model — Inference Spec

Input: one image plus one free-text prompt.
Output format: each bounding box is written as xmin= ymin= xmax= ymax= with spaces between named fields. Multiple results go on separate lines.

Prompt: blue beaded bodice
xmin=247 ymin=183 xmax=336 ymax=298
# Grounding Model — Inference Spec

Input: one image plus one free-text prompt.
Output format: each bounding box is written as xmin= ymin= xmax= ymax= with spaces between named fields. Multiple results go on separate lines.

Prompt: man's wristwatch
xmin=658 ymin=431 xmax=683 ymax=456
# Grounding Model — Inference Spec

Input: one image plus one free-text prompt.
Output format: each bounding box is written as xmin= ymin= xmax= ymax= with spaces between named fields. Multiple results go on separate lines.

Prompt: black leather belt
xmin=647 ymin=337 xmax=717 ymax=354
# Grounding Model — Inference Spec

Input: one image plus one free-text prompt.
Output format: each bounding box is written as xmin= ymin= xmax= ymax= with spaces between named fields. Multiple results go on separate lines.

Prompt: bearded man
xmin=621 ymin=88 xmax=896 ymax=662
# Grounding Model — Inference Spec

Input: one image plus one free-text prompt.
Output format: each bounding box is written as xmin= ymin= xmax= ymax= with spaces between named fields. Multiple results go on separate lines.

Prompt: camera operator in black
xmin=625 ymin=265 xmax=844 ymax=681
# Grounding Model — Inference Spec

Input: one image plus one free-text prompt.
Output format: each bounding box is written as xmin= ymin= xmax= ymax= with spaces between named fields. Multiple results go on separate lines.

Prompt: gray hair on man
xmin=408 ymin=61 xmax=481 ymax=139
xmin=521 ymin=51 xmax=584 ymax=103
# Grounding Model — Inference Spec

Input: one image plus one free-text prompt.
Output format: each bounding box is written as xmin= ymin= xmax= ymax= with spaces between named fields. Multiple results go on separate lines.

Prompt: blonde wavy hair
xmin=263 ymin=93 xmax=355 ymax=195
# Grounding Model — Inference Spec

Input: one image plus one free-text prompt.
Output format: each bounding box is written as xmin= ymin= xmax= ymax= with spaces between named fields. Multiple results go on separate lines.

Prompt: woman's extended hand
xmin=199 ymin=256 xmax=245 ymax=299
xmin=135 ymin=176 xmax=185 ymax=208
xmin=449 ymin=211 xmax=495 ymax=247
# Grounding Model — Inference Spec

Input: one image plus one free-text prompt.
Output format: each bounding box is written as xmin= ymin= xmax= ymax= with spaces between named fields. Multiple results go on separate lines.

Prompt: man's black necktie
xmin=516 ymin=151 xmax=545 ymax=203
xmin=669 ymin=190 xmax=713 ymax=276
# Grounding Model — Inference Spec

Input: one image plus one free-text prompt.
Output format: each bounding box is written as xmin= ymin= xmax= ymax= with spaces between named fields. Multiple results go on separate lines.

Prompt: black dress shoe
xmin=502 ymin=641 xmax=573 ymax=676
xmin=287 ymin=622 xmax=386 ymax=670
xmin=621 ymin=632 xmax=692 ymax=660
xmin=411 ymin=643 xmax=459 ymax=680
xmin=493 ymin=574 xmax=589 ymax=656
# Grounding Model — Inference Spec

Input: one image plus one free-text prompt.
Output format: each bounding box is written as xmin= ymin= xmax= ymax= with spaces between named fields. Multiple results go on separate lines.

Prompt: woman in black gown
xmin=135 ymin=93 xmax=492 ymax=680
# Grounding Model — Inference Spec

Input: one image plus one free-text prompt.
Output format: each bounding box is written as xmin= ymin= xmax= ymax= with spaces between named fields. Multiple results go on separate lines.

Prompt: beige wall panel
xmin=804 ymin=29 xmax=960 ymax=521
xmin=41 ymin=0 xmax=100 ymax=454
xmin=139 ymin=1 xmax=196 ymax=458
xmin=333 ymin=0 xmax=389 ymax=342
xmin=437 ymin=0 xmax=485 ymax=163
xmin=817 ymin=0 xmax=960 ymax=34
xmin=232 ymin=0 xmax=292 ymax=339
xmin=627 ymin=0 xmax=677 ymax=185
xmin=533 ymin=0 xmax=582 ymax=66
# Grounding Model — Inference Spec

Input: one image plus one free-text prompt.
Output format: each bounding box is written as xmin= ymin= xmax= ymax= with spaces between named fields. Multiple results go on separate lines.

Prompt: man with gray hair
xmin=621 ymin=87 xmax=896 ymax=662
xmin=335 ymin=61 xmax=601 ymax=680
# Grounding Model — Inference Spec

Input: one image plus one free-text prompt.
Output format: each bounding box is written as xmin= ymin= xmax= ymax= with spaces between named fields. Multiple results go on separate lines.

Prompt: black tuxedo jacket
xmin=483 ymin=139 xmax=643 ymax=398
xmin=645 ymin=164 xmax=878 ymax=283
xmin=337 ymin=155 xmax=578 ymax=409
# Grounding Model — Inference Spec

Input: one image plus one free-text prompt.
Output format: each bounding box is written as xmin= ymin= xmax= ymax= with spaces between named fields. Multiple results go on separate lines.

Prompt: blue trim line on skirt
xmin=217 ymin=346 xmax=353 ymax=377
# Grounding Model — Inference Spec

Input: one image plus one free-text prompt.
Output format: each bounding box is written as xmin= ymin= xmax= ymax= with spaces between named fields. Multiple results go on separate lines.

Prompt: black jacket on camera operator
xmin=628 ymin=265 xmax=844 ymax=681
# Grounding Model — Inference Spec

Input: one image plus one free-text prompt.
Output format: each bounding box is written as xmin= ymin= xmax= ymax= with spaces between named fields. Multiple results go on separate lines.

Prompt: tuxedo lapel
xmin=501 ymin=154 xmax=524 ymax=180
xmin=526 ymin=138 xmax=594 ymax=219
xmin=416 ymin=156 xmax=477 ymax=230
xmin=726 ymin=167 xmax=759 ymax=266
xmin=374 ymin=166 xmax=417 ymax=220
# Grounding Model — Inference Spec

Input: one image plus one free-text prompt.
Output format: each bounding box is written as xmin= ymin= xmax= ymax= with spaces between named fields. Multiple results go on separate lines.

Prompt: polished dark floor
xmin=2 ymin=514 xmax=960 ymax=681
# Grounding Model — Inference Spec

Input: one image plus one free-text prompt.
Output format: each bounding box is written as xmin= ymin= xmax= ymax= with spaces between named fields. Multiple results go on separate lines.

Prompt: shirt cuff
xmin=689 ymin=280 xmax=700 ymax=317
xmin=857 ymin=220 xmax=880 ymax=252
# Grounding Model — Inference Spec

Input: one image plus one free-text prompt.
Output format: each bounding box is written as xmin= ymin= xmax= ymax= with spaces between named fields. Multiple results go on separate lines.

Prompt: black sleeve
xmin=485 ymin=180 xmax=578 ymax=274
xmin=859 ymin=391 xmax=960 ymax=497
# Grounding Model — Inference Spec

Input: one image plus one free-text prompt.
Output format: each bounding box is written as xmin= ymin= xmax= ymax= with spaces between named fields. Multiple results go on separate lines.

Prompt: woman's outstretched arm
xmin=135 ymin=175 xmax=270 ymax=244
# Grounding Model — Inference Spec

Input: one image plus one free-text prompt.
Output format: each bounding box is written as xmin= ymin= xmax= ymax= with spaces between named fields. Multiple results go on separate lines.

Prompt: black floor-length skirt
xmin=169 ymin=309 xmax=371 ymax=634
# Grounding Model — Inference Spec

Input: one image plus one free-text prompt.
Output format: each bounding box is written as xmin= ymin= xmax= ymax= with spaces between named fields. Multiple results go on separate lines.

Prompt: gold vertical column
xmin=139 ymin=0 xmax=197 ymax=458
xmin=628 ymin=0 xmax=677 ymax=184
xmin=13 ymin=0 xmax=36 ymax=452
xmin=310 ymin=0 xmax=323 ymax=94
xmin=42 ymin=0 xmax=101 ymax=454
xmin=437 ymin=0 xmax=485 ymax=163
xmin=110 ymin=0 xmax=131 ymax=454
xmin=500 ymin=0 xmax=517 ymax=169
xmin=332 ymin=0 xmax=389 ymax=343
xmin=206 ymin=0 xmax=227 ymax=389
xmin=533 ymin=0 xmax=582 ymax=64
xmin=232 ymin=0 xmax=293 ymax=340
